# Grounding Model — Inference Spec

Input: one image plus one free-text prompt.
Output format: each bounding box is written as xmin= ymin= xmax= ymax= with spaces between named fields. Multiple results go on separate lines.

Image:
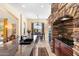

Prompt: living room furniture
xmin=20 ymin=36 xmax=33 ymax=45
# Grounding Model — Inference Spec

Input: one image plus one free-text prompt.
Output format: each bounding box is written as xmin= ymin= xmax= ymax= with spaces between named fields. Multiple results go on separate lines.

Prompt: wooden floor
xmin=38 ymin=47 xmax=49 ymax=56
xmin=15 ymin=43 xmax=34 ymax=56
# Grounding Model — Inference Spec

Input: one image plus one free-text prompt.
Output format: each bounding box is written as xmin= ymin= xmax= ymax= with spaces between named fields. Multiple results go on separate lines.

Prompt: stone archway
xmin=52 ymin=15 xmax=74 ymax=56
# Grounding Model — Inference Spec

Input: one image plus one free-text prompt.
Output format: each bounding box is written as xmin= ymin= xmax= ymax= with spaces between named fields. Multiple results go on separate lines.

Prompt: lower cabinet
xmin=53 ymin=39 xmax=73 ymax=56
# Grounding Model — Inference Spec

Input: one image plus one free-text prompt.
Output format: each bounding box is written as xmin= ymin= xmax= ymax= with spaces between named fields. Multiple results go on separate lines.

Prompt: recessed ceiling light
xmin=40 ymin=5 xmax=44 ymax=8
xmin=22 ymin=5 xmax=26 ymax=8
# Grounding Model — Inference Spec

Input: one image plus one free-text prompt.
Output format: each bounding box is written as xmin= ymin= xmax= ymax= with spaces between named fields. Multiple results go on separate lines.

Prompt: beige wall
xmin=0 ymin=4 xmax=19 ymax=38
xmin=27 ymin=18 xmax=49 ymax=41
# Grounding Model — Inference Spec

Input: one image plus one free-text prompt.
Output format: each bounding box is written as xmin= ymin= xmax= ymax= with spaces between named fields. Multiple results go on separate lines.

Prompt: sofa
xmin=20 ymin=36 xmax=33 ymax=45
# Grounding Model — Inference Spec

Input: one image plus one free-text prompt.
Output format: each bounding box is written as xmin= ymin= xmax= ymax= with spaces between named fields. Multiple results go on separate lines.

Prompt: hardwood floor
xmin=38 ymin=47 xmax=49 ymax=56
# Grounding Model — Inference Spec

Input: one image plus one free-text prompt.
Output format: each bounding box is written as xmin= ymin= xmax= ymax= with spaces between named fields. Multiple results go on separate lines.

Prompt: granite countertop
xmin=72 ymin=42 xmax=79 ymax=56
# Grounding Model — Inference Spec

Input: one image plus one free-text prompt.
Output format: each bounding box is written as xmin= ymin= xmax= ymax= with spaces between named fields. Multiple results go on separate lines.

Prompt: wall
xmin=48 ymin=3 xmax=79 ymax=55
xmin=0 ymin=4 xmax=19 ymax=41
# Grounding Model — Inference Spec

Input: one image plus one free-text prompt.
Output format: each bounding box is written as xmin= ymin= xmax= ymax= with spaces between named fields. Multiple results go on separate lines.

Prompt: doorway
xmin=31 ymin=22 xmax=45 ymax=41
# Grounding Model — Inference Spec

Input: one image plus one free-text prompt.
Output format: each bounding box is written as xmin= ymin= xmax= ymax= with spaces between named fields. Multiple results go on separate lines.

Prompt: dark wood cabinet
xmin=54 ymin=39 xmax=73 ymax=56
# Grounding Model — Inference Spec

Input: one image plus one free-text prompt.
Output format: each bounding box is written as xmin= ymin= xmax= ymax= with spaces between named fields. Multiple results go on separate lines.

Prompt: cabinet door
xmin=54 ymin=39 xmax=73 ymax=56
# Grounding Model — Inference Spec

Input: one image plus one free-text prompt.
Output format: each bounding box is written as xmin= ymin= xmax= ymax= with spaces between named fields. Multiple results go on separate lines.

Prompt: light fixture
xmin=5 ymin=23 xmax=12 ymax=29
xmin=48 ymin=26 xmax=51 ymax=28
xmin=40 ymin=5 xmax=44 ymax=8
xmin=61 ymin=18 xmax=70 ymax=21
xmin=22 ymin=4 xmax=26 ymax=8
xmin=60 ymin=15 xmax=73 ymax=21
xmin=5 ymin=25 xmax=8 ymax=28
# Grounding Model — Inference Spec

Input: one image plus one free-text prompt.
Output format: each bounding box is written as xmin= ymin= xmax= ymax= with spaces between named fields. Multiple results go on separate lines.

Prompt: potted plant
xmin=27 ymin=30 xmax=31 ymax=37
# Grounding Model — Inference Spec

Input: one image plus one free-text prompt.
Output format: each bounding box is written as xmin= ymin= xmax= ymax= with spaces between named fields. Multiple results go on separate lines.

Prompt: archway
xmin=52 ymin=15 xmax=74 ymax=56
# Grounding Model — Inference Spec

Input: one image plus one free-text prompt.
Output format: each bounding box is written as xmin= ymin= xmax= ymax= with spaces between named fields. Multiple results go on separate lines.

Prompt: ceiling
xmin=9 ymin=3 xmax=51 ymax=19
